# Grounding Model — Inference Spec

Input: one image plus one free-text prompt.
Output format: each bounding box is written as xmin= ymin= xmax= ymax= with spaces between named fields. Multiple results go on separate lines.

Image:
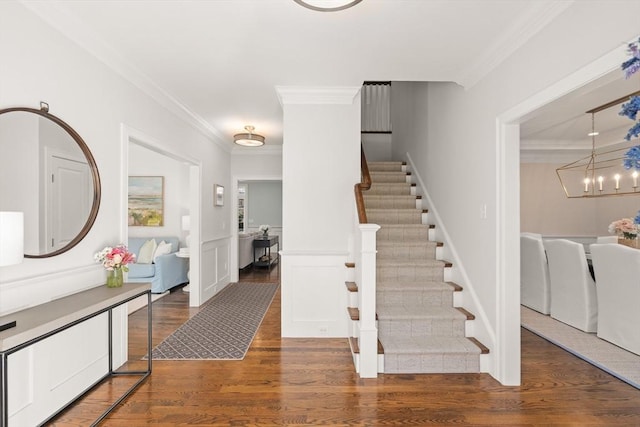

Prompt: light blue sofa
xmin=127 ymin=237 xmax=188 ymax=293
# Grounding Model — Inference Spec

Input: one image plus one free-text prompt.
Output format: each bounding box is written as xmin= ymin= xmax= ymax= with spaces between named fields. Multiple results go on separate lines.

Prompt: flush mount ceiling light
xmin=233 ymin=125 xmax=265 ymax=147
xmin=293 ymin=0 xmax=363 ymax=12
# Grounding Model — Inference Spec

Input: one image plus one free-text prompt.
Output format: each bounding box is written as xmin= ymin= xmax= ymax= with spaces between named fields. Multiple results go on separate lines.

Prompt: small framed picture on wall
xmin=214 ymin=184 xmax=224 ymax=206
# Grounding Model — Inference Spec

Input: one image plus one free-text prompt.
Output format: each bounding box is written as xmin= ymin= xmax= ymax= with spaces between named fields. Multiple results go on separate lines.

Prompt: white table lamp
xmin=0 ymin=211 xmax=23 ymax=331
xmin=0 ymin=211 xmax=24 ymax=267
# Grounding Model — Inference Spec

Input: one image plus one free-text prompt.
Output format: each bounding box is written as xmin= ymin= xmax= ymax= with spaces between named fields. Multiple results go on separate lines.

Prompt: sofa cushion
xmin=137 ymin=239 xmax=157 ymax=264
xmin=153 ymin=240 xmax=173 ymax=261
xmin=128 ymin=263 xmax=155 ymax=278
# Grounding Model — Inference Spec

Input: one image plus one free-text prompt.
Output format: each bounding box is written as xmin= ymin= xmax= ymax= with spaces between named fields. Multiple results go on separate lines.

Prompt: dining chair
xmin=544 ymin=239 xmax=597 ymax=332
xmin=590 ymin=243 xmax=640 ymax=355
xmin=520 ymin=233 xmax=551 ymax=314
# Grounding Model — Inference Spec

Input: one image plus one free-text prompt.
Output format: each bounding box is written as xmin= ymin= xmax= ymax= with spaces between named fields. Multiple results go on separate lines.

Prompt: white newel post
xmin=357 ymin=223 xmax=380 ymax=377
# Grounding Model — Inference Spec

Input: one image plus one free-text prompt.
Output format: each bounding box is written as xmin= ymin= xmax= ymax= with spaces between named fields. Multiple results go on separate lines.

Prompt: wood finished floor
xmin=51 ymin=264 xmax=640 ymax=426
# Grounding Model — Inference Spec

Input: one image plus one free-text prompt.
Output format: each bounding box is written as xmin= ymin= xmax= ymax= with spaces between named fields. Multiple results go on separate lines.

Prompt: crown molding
xmin=275 ymin=86 xmax=361 ymax=106
xmin=457 ymin=0 xmax=574 ymax=89
xmin=19 ymin=1 xmax=231 ymax=153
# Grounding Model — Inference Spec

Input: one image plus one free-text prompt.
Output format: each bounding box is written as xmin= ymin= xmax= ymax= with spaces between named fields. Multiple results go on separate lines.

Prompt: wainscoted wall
xmin=1 ymin=266 xmax=129 ymax=425
xmin=201 ymin=237 xmax=231 ymax=303
xmin=280 ymin=252 xmax=349 ymax=337
xmin=9 ymin=314 xmax=109 ymax=426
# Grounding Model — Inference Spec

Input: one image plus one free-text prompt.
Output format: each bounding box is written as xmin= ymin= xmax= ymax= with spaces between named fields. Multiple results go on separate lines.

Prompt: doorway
xmin=122 ymin=125 xmax=201 ymax=307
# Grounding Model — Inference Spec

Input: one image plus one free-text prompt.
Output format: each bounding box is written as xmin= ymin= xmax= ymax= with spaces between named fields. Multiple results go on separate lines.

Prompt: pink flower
xmin=608 ymin=218 xmax=639 ymax=235
xmin=94 ymin=244 xmax=136 ymax=271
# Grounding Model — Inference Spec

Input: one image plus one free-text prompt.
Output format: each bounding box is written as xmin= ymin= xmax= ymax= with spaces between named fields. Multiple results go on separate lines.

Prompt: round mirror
xmin=0 ymin=104 xmax=101 ymax=258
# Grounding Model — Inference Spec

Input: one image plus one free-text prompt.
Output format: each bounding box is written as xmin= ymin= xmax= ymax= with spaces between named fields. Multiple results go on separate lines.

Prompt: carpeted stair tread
xmin=381 ymin=336 xmax=482 ymax=355
xmin=377 ymin=280 xmax=454 ymax=291
xmin=367 ymin=208 xmax=424 ymax=224
xmin=376 ymin=240 xmax=437 ymax=248
xmin=364 ymin=195 xmax=418 ymax=209
xmin=368 ymin=162 xmax=406 ymax=172
xmin=377 ymin=258 xmax=445 ymax=268
xmin=376 ymin=305 xmax=466 ymax=320
xmin=370 ymin=171 xmax=409 ymax=183
xmin=377 ymin=224 xmax=431 ymax=241
xmin=377 ymin=241 xmax=438 ymax=261
xmin=368 ymin=183 xmax=413 ymax=195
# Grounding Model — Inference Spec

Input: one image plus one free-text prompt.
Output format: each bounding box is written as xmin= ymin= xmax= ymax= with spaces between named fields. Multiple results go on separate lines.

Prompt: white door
xmin=47 ymin=155 xmax=91 ymax=251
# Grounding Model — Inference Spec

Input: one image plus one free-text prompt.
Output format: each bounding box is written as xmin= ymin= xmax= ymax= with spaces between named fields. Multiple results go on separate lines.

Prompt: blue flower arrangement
xmin=621 ymin=37 xmax=640 ymax=167
xmin=621 ymin=38 xmax=640 ymax=79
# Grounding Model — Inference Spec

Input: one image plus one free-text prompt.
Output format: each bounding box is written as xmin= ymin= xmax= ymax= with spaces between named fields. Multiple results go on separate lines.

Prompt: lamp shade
xmin=181 ymin=215 xmax=191 ymax=231
xmin=0 ymin=212 xmax=24 ymax=266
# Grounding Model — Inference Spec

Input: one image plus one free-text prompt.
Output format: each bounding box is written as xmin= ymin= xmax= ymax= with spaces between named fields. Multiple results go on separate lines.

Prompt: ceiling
xmin=520 ymin=69 xmax=640 ymax=153
xmin=24 ymin=0 xmax=574 ymax=149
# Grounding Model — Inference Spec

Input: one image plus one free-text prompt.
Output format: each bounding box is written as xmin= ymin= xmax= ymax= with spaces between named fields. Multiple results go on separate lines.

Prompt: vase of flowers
xmin=259 ymin=224 xmax=270 ymax=238
xmin=608 ymin=216 xmax=640 ymax=248
xmin=94 ymin=244 xmax=136 ymax=288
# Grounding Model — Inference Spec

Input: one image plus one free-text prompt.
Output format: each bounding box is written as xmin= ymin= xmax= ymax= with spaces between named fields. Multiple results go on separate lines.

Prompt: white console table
xmin=0 ymin=283 xmax=152 ymax=426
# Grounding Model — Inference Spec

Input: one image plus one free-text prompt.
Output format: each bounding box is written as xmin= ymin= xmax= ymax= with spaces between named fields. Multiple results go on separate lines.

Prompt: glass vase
xmin=106 ymin=267 xmax=124 ymax=288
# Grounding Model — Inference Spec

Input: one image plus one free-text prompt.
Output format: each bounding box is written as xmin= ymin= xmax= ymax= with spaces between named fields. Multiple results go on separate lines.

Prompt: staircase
xmin=349 ymin=160 xmax=488 ymax=374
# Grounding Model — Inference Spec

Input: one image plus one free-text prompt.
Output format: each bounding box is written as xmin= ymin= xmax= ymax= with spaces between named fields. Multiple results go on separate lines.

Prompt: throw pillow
xmin=136 ymin=239 xmax=157 ymax=264
xmin=153 ymin=240 xmax=173 ymax=262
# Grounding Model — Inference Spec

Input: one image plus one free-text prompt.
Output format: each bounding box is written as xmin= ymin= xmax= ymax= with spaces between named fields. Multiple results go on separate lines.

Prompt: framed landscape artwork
xmin=128 ymin=176 xmax=164 ymax=226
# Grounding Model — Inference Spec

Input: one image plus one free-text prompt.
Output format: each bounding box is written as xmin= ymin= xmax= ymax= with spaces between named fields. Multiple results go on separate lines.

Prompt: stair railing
xmin=353 ymin=145 xmax=379 ymax=378
xmin=355 ymin=145 xmax=371 ymax=223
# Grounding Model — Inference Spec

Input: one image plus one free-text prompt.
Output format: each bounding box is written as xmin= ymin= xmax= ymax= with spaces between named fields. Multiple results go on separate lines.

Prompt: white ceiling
xmin=24 ymin=0 xmax=573 ymax=148
xmin=520 ymin=69 xmax=640 ymax=153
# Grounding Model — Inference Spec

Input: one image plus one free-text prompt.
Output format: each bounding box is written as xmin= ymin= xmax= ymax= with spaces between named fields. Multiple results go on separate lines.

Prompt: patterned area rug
xmin=148 ymin=282 xmax=278 ymax=360
xmin=521 ymin=306 xmax=640 ymax=389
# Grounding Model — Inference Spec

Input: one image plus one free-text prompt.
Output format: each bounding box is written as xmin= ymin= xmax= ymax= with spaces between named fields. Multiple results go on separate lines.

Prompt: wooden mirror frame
xmin=0 ymin=104 xmax=101 ymax=258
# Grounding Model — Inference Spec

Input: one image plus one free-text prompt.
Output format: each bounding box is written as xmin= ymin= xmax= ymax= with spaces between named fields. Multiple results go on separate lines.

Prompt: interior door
xmin=47 ymin=154 xmax=91 ymax=251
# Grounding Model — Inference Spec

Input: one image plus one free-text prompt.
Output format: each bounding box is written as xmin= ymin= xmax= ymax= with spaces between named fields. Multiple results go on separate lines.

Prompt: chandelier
xmin=556 ymin=90 xmax=640 ymax=198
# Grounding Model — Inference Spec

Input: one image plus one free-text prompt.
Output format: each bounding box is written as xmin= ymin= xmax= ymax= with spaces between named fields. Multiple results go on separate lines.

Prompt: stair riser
xmin=377 ymin=290 xmax=453 ymax=307
xmin=384 ymin=353 xmax=480 ymax=374
xmin=370 ymin=172 xmax=410 ymax=183
xmin=368 ymin=162 xmax=406 ymax=172
xmin=378 ymin=265 xmax=444 ymax=282
xmin=367 ymin=184 xmax=412 ymax=195
xmin=377 ymin=227 xmax=430 ymax=242
xmin=364 ymin=197 xmax=418 ymax=209
xmin=377 ymin=245 xmax=437 ymax=260
xmin=367 ymin=211 xmax=423 ymax=224
xmin=378 ymin=318 xmax=466 ymax=338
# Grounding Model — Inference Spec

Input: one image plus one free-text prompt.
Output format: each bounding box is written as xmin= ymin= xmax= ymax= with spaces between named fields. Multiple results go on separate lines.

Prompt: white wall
xmin=128 ymin=143 xmax=190 ymax=246
xmin=521 ymin=161 xmax=640 ymax=237
xmin=361 ymin=133 xmax=392 ymax=162
xmin=0 ymin=3 xmax=231 ymax=423
xmin=278 ymin=86 xmax=360 ymax=337
xmin=244 ymin=181 xmax=282 ymax=229
xmin=389 ymin=2 xmax=640 ymax=385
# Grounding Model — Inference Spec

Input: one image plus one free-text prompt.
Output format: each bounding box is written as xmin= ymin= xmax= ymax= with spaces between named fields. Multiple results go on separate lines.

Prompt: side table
xmin=253 ymin=235 xmax=279 ymax=269
xmin=175 ymin=251 xmax=190 ymax=292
